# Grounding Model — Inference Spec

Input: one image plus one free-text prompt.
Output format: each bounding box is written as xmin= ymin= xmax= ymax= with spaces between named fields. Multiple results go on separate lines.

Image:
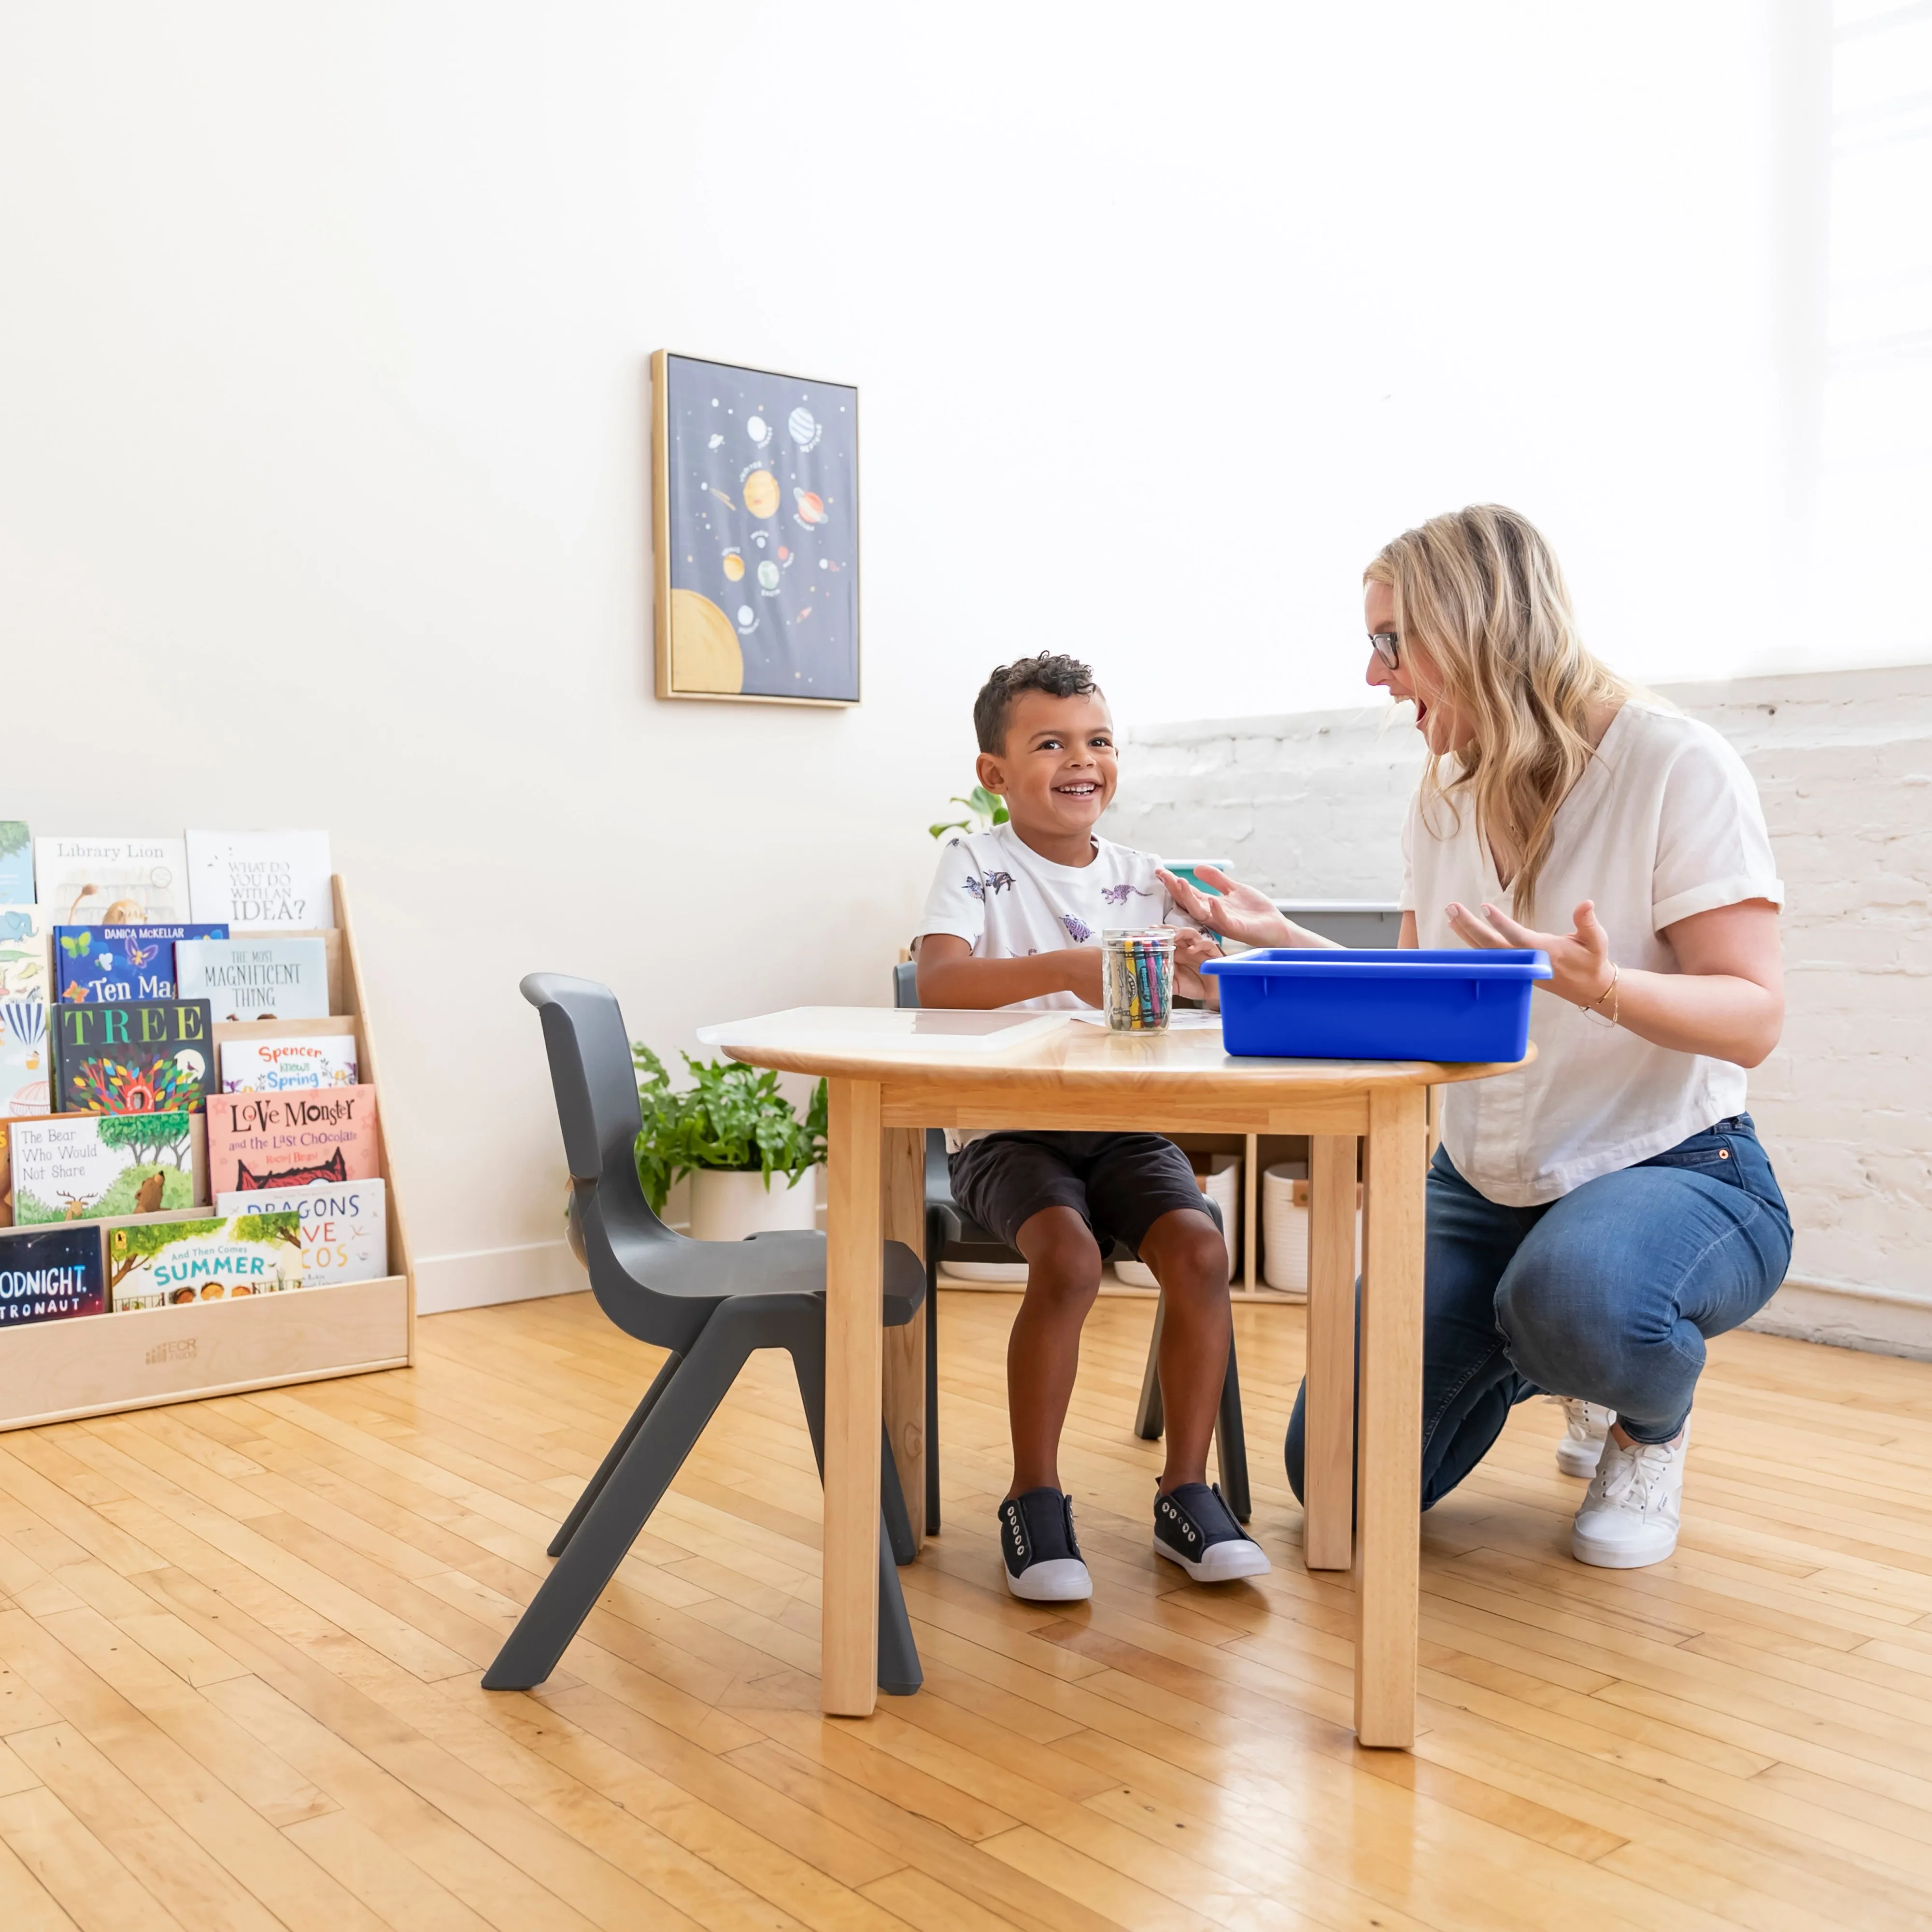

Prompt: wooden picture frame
xmin=651 ymin=349 xmax=861 ymax=706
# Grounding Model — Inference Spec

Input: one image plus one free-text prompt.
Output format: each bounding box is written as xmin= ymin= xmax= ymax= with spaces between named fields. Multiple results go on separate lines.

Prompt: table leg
xmin=1303 ymin=1133 xmax=1357 ymax=1571
xmin=1353 ymin=1083 xmax=1427 ymax=1748
xmin=824 ymin=1078 xmax=884 ymax=1716
xmin=881 ymin=1125 xmax=926 ymax=1546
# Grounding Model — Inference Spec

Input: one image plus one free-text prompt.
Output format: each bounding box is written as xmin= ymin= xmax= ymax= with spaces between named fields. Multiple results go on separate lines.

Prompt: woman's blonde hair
xmin=1365 ymin=505 xmax=1626 ymax=923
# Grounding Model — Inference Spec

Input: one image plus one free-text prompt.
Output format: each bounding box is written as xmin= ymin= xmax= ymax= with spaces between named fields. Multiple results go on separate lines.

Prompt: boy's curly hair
xmin=973 ymin=652 xmax=1101 ymax=754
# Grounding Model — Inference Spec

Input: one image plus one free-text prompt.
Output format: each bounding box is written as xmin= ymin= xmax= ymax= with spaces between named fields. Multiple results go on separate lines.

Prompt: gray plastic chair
xmin=482 ymin=974 xmax=925 ymax=1696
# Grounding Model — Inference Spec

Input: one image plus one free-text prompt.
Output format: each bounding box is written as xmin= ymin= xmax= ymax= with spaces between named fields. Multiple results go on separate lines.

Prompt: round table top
xmin=704 ymin=1007 xmax=1532 ymax=1098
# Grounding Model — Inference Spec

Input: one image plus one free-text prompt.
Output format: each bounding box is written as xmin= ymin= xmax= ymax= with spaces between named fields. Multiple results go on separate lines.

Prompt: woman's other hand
xmin=1446 ymin=897 xmax=1613 ymax=1009
xmin=1156 ymin=866 xmax=1295 ymax=947
xmin=1171 ymin=927 xmax=1222 ymax=1003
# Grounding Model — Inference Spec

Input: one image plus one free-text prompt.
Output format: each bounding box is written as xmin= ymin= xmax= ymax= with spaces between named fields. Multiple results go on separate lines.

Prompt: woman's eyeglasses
xmin=1369 ymin=632 xmax=1400 ymax=670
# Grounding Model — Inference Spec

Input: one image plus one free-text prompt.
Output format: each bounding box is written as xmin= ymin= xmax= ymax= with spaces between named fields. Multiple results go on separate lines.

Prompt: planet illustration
xmin=737 ymin=605 xmax=754 ymax=626
xmin=707 ymin=433 xmax=724 ymax=450
xmin=709 ymin=486 xmax=736 ymax=510
xmin=747 ymin=414 xmax=770 ymax=446
xmin=788 ymin=406 xmax=819 ymax=449
xmin=742 ymin=469 xmax=780 ymax=518
xmin=668 ymin=589 xmax=744 ymax=694
xmin=756 ymin=560 xmax=780 ymax=591
xmin=793 ymin=489 xmax=826 ymax=525
xmin=722 ymin=552 xmax=744 ymax=582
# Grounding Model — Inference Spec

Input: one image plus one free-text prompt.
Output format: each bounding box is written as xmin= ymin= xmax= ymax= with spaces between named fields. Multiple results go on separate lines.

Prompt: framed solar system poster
xmin=651 ymin=350 xmax=860 ymax=705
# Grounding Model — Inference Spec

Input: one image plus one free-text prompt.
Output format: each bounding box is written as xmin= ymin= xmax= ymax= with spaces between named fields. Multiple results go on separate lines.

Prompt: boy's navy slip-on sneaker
xmin=1153 ymin=1481 xmax=1271 ymax=1582
xmin=998 ymin=1487 xmax=1093 ymax=1601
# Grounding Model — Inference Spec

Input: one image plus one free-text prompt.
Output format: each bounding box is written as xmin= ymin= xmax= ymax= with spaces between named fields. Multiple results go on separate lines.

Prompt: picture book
xmin=215 ymin=1178 xmax=387 ymax=1286
xmin=0 ymin=905 xmax=50 ymax=998
xmin=221 ymin=1032 xmax=359 ymax=1092
xmin=1 ymin=1002 xmax=50 ymax=1116
xmin=174 ymin=936 xmax=328 ymax=1021
xmin=9 ymin=1111 xmax=196 ymax=1223
xmin=0 ymin=1114 xmax=42 ymax=1225
xmin=52 ymin=923 xmax=229 ymax=1005
xmin=0 ymin=823 xmax=30 ymax=902
xmin=50 ymin=998 xmax=215 ymax=1114
xmin=205 ymin=1085 xmax=379 ymax=1195
xmin=0 ymin=1222 xmax=104 ymax=1325
xmin=105 ymin=1210 xmax=302 ymax=1311
xmin=185 ymin=831 xmax=334 ymax=929
xmin=34 ymin=837 xmax=189 ymax=925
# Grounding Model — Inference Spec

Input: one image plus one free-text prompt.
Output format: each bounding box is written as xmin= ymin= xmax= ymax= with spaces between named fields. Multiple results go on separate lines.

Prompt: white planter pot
xmin=688 ymin=1165 xmax=818 ymax=1243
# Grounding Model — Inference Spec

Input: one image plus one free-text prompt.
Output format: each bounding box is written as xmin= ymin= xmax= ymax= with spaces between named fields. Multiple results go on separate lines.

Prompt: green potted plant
xmin=632 ymin=1044 xmax=826 ymax=1241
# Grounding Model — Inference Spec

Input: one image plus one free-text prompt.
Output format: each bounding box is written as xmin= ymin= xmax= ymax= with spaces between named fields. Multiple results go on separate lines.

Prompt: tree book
xmin=220 ymin=1033 xmax=359 ymax=1093
xmin=215 ymin=1178 xmax=387 ymax=1285
xmin=0 ymin=904 xmax=50 ymax=998
xmin=50 ymin=998 xmax=216 ymax=1114
xmin=0 ymin=1223 xmax=105 ymax=1325
xmin=52 ymin=923 xmax=229 ymax=1005
xmin=105 ymin=1211 xmax=303 ymax=1311
xmin=34 ymin=837 xmax=189 ymax=924
xmin=174 ymin=936 xmax=329 ymax=1021
xmin=204 ymin=1086 xmax=380 ymax=1195
xmin=8 ymin=1112 xmax=197 ymax=1223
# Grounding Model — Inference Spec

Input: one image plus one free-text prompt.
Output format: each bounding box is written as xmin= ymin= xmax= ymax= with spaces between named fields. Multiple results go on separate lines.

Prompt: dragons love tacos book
xmin=204 ymin=1086 xmax=380 ymax=1196
xmin=49 ymin=998 xmax=216 ymax=1114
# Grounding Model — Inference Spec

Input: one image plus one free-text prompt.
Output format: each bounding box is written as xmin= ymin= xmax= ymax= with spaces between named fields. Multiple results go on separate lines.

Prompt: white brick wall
xmin=1110 ymin=663 xmax=1932 ymax=1353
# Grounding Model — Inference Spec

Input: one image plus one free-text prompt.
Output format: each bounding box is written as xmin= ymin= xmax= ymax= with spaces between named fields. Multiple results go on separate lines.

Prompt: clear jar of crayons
xmin=1102 ymin=928 xmax=1176 ymax=1032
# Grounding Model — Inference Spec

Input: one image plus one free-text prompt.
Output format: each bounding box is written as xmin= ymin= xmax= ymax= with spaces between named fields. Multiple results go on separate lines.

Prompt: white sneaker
xmin=1572 ymin=1429 xmax=1686 ymax=1569
xmin=1553 ymin=1397 xmax=1616 ymax=1478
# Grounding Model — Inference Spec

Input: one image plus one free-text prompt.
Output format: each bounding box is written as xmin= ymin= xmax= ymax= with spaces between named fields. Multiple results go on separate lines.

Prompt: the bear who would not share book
xmin=106 ymin=1211 xmax=302 ymax=1311
xmin=0 ymin=1223 xmax=105 ymax=1324
xmin=52 ymin=923 xmax=229 ymax=1005
xmin=205 ymin=1086 xmax=379 ymax=1195
xmin=50 ymin=998 xmax=215 ymax=1114
xmin=8 ymin=1112 xmax=197 ymax=1223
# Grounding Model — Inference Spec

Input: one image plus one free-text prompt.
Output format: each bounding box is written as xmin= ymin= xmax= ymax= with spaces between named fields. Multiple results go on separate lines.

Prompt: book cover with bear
xmin=8 ymin=1112 xmax=197 ymax=1223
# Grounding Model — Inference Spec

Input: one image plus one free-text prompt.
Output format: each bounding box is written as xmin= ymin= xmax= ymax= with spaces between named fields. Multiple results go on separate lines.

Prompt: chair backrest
xmin=520 ymin=973 xmax=647 ymax=1185
xmin=893 ymin=960 xmax=918 ymax=1009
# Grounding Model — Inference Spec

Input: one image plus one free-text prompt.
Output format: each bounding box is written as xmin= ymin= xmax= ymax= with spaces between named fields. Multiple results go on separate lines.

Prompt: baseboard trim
xmin=1745 ymin=1272 xmax=1932 ymax=1363
xmin=415 ymin=1239 xmax=585 ymax=1315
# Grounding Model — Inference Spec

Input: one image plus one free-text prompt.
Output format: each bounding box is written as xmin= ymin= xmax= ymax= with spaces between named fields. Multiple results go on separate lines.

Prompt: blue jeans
xmin=1285 ymin=1115 xmax=1791 ymax=1508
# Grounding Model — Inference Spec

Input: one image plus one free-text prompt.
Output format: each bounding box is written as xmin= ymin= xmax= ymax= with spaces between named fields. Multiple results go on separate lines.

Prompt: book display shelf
xmin=0 ymin=877 xmax=413 ymax=1431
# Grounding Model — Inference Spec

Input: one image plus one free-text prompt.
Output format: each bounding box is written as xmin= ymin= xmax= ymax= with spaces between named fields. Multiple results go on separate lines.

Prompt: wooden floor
xmin=3 ymin=1296 xmax=1932 ymax=1932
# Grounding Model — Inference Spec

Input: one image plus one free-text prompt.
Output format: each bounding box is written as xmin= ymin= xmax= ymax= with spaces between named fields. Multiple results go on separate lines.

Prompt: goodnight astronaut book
xmin=52 ymin=923 xmax=229 ymax=1005
xmin=50 ymin=997 xmax=216 ymax=1114
xmin=0 ymin=1223 xmax=105 ymax=1325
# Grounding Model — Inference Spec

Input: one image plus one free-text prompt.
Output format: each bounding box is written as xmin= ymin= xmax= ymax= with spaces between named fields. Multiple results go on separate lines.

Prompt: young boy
xmin=917 ymin=651 xmax=1269 ymax=1600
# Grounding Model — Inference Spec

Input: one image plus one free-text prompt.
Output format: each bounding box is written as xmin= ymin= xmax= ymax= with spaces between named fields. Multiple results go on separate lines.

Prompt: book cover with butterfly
xmin=0 ymin=905 xmax=51 ymax=998
xmin=0 ymin=1222 xmax=105 ymax=1325
xmin=52 ymin=923 xmax=229 ymax=1005
xmin=8 ymin=1111 xmax=196 ymax=1223
xmin=49 ymin=998 xmax=216 ymax=1114
xmin=205 ymin=1085 xmax=380 ymax=1196
xmin=221 ymin=1032 xmax=358 ymax=1092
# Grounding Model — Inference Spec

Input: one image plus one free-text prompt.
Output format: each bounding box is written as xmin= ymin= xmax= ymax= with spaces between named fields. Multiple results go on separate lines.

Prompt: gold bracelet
xmin=1579 ymin=961 xmax=1619 ymax=1028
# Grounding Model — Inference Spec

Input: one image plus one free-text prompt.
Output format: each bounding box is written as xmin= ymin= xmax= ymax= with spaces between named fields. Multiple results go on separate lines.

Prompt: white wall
xmin=0 ymin=3 xmax=1871 ymax=1307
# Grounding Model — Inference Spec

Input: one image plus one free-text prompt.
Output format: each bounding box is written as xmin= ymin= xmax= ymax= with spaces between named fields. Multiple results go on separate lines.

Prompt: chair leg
xmin=924 ymin=1208 xmax=942 ymax=1534
xmin=1134 ymin=1291 xmax=1167 ymax=1441
xmin=876 ymin=1510 xmax=923 ymax=1695
xmin=548 ymin=1349 xmax=681 ymax=1558
xmin=881 ymin=1421 xmax=917 ymax=1566
xmin=483 ymin=1310 xmax=754 ymax=1691
xmin=1215 ymin=1329 xmax=1252 ymax=1523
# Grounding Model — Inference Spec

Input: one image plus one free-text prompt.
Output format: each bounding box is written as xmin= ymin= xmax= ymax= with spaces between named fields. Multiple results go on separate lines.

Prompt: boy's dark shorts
xmin=947 ymin=1131 xmax=1219 ymax=1259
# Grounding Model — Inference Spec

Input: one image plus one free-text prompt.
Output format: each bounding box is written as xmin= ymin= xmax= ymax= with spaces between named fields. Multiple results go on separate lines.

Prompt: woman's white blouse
xmin=1402 ymin=701 xmax=1784 ymax=1206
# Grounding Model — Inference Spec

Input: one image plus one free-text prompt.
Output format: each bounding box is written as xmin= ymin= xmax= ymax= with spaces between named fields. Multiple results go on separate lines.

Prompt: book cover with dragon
xmin=105 ymin=1210 xmax=302 ymax=1311
xmin=0 ymin=905 xmax=50 ymax=998
xmin=8 ymin=1112 xmax=196 ymax=1223
xmin=0 ymin=1002 xmax=50 ymax=1116
xmin=0 ymin=1222 xmax=104 ymax=1325
xmin=52 ymin=924 xmax=229 ymax=1005
xmin=205 ymin=1085 xmax=380 ymax=1196
xmin=50 ymin=998 xmax=216 ymax=1113
xmin=214 ymin=1178 xmax=387 ymax=1285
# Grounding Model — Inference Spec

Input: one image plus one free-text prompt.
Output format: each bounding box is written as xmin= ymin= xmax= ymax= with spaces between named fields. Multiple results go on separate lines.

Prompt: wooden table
xmin=711 ymin=1009 xmax=1527 ymax=1747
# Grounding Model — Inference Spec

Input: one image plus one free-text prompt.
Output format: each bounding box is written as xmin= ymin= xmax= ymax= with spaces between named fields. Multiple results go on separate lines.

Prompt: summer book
xmin=105 ymin=1210 xmax=302 ymax=1311
xmin=185 ymin=831 xmax=334 ymax=929
xmin=0 ymin=1223 xmax=105 ymax=1325
xmin=0 ymin=1002 xmax=49 ymax=1117
xmin=215 ymin=1178 xmax=387 ymax=1285
xmin=34 ymin=836 xmax=189 ymax=924
xmin=8 ymin=1112 xmax=197 ymax=1223
xmin=0 ymin=905 xmax=50 ymax=998
xmin=221 ymin=1033 xmax=359 ymax=1092
xmin=205 ymin=1086 xmax=379 ymax=1195
xmin=52 ymin=923 xmax=229 ymax=1004
xmin=0 ymin=822 xmax=30 ymax=903
xmin=49 ymin=998 xmax=216 ymax=1114
xmin=174 ymin=936 xmax=328 ymax=1021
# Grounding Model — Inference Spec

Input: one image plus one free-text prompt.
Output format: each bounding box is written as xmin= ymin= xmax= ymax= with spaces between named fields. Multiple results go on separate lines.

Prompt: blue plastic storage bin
xmin=1200 ymin=948 xmax=1551 ymax=1061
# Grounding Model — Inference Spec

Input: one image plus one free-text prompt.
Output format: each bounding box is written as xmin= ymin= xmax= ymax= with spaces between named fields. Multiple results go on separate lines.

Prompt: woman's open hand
xmin=1445 ymin=897 xmax=1613 ymax=1009
xmin=1156 ymin=866 xmax=1294 ymax=948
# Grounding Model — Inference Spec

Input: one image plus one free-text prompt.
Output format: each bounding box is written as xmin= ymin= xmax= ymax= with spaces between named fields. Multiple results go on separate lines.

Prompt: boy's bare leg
xmin=1006 ymin=1205 xmax=1105 ymax=1497
xmin=1136 ymin=1207 xmax=1232 ymax=1492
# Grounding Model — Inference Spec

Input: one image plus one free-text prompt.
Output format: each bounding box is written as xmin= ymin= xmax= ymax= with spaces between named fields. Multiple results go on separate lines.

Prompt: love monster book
xmin=0 ymin=905 xmax=50 ymax=998
xmin=185 ymin=831 xmax=333 ymax=929
xmin=221 ymin=1032 xmax=359 ymax=1093
xmin=0 ymin=1001 xmax=50 ymax=1116
xmin=52 ymin=923 xmax=229 ymax=1005
xmin=0 ymin=823 xmax=30 ymax=902
xmin=8 ymin=1111 xmax=196 ymax=1223
xmin=205 ymin=1086 xmax=379 ymax=1196
xmin=215 ymin=1178 xmax=387 ymax=1286
xmin=174 ymin=936 xmax=328 ymax=1021
xmin=105 ymin=1211 xmax=302 ymax=1311
xmin=0 ymin=1223 xmax=104 ymax=1324
xmin=50 ymin=998 xmax=215 ymax=1114
xmin=34 ymin=837 xmax=189 ymax=924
